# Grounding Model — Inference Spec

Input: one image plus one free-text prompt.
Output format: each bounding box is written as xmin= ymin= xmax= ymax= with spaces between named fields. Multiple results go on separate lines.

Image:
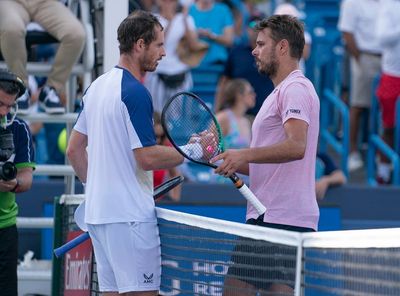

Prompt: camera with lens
xmin=0 ymin=128 xmax=17 ymax=181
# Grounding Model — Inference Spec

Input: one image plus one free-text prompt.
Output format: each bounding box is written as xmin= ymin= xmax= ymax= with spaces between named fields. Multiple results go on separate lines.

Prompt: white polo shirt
xmin=74 ymin=66 xmax=157 ymax=223
xmin=338 ymin=0 xmax=381 ymax=54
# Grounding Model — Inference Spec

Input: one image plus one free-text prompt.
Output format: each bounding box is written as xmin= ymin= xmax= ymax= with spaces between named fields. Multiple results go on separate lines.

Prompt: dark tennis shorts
xmin=226 ymin=215 xmax=314 ymax=290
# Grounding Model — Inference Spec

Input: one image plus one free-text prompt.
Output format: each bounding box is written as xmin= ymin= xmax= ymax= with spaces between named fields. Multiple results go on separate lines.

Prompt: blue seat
xmin=190 ymin=64 xmax=224 ymax=108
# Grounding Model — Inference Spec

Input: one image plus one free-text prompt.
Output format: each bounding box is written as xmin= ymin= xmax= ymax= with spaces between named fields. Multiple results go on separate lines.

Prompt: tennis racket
xmin=161 ymin=91 xmax=266 ymax=215
xmin=54 ymin=175 xmax=184 ymax=258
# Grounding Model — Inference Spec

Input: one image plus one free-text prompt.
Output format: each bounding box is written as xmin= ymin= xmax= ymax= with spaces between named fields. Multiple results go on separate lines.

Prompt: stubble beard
xmin=257 ymin=51 xmax=279 ymax=79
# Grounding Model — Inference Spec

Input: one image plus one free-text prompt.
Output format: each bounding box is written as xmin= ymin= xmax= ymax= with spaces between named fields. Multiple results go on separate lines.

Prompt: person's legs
xmin=223 ymin=277 xmax=259 ymax=296
xmin=33 ymin=0 xmax=85 ymax=94
xmin=348 ymin=54 xmax=381 ymax=171
xmin=349 ymin=106 xmax=364 ymax=154
xmin=376 ymin=74 xmax=400 ymax=183
xmin=0 ymin=0 xmax=30 ymax=84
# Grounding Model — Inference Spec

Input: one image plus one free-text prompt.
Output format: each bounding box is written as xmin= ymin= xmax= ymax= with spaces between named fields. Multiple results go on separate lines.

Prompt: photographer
xmin=0 ymin=69 xmax=35 ymax=296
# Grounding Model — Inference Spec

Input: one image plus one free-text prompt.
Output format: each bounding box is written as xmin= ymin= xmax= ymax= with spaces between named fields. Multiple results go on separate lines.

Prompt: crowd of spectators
xmin=1 ymin=0 xmax=399 ymax=190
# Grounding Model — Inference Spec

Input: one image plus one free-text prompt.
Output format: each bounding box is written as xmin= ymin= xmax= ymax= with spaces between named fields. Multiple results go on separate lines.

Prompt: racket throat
xmin=230 ymin=174 xmax=244 ymax=188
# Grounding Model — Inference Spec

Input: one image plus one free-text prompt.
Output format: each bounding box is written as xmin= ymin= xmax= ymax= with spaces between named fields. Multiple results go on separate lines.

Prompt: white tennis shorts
xmin=87 ymin=222 xmax=161 ymax=293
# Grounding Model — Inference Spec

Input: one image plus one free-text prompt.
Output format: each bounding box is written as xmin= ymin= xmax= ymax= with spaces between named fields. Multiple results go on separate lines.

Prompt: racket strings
xmin=162 ymin=94 xmax=222 ymax=163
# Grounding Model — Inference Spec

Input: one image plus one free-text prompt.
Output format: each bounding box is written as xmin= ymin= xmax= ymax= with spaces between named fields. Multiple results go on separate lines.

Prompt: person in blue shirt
xmin=189 ymin=0 xmax=234 ymax=66
xmin=215 ymin=16 xmax=274 ymax=116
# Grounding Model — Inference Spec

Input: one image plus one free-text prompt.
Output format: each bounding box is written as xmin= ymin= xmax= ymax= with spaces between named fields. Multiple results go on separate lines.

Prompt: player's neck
xmin=272 ymin=60 xmax=299 ymax=86
xmin=118 ymin=55 xmax=143 ymax=81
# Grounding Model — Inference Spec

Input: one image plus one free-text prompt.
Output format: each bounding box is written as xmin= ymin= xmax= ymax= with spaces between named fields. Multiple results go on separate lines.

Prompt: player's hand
xmin=186 ymin=131 xmax=216 ymax=160
xmin=210 ymin=149 xmax=245 ymax=177
xmin=198 ymin=131 xmax=217 ymax=159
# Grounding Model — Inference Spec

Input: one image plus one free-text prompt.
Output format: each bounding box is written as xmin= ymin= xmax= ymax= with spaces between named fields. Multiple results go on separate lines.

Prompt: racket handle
xmin=238 ymin=185 xmax=266 ymax=215
xmin=54 ymin=232 xmax=90 ymax=258
xmin=231 ymin=174 xmax=266 ymax=215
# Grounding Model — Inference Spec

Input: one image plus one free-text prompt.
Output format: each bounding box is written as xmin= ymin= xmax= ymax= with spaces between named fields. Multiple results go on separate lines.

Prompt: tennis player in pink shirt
xmin=211 ymin=15 xmax=320 ymax=295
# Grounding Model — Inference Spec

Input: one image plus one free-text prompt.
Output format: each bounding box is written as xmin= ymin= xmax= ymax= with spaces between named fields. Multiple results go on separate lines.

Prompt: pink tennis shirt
xmin=248 ymin=70 xmax=320 ymax=230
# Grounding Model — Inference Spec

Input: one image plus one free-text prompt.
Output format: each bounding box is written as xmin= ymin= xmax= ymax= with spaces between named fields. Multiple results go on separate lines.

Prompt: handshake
xmin=179 ymin=130 xmax=218 ymax=161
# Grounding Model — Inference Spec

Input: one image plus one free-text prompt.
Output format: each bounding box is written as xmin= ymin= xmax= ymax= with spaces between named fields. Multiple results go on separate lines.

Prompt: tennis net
xmin=54 ymin=194 xmax=400 ymax=296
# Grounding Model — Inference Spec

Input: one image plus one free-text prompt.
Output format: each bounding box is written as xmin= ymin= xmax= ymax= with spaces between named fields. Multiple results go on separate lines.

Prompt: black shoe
xmin=39 ymin=86 xmax=65 ymax=114
xmin=16 ymin=89 xmax=30 ymax=115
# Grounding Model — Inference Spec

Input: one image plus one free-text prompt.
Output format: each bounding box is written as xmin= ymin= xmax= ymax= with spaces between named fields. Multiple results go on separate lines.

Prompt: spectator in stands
xmin=212 ymin=15 xmax=320 ymax=295
xmin=144 ymin=0 xmax=205 ymax=113
xmin=0 ymin=0 xmax=86 ymax=114
xmin=189 ymin=0 xmax=234 ymax=66
xmin=216 ymin=78 xmax=254 ymax=149
xmin=315 ymin=152 xmax=347 ymax=200
xmin=273 ymin=1 xmax=312 ymax=74
xmin=218 ymin=0 xmax=247 ymax=46
xmin=153 ymin=112 xmax=182 ymax=201
xmin=338 ymin=0 xmax=382 ymax=172
xmin=375 ymin=0 xmax=400 ymax=184
xmin=66 ymin=11 xmax=184 ymax=295
xmin=214 ymin=16 xmax=274 ymax=117
xmin=0 ymin=69 xmax=35 ymax=296
xmin=213 ymin=78 xmax=254 ymax=184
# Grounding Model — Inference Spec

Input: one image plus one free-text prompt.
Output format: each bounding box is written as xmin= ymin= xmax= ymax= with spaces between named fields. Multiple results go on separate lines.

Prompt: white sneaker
xmin=348 ymin=152 xmax=364 ymax=171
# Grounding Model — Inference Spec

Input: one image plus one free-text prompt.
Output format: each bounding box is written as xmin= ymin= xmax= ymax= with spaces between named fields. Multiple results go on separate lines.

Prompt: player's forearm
xmin=244 ymin=138 xmax=306 ymax=164
xmin=67 ymin=150 xmax=88 ymax=183
xmin=66 ymin=130 xmax=88 ymax=183
xmin=135 ymin=145 xmax=184 ymax=171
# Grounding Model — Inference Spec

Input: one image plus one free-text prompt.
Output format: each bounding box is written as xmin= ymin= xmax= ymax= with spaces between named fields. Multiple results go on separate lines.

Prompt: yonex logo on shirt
xmin=286 ymin=109 xmax=301 ymax=116
xmin=143 ymin=273 xmax=154 ymax=283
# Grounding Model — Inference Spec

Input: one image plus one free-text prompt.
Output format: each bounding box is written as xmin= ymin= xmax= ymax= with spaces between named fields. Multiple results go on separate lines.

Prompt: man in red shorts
xmin=375 ymin=0 xmax=400 ymax=184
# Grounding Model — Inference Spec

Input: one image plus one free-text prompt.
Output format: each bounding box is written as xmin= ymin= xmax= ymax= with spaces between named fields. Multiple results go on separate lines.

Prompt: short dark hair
xmin=117 ymin=10 xmax=163 ymax=54
xmin=255 ymin=14 xmax=305 ymax=60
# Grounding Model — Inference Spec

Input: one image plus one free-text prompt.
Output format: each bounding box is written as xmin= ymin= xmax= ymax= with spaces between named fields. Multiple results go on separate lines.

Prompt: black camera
xmin=0 ymin=128 xmax=17 ymax=181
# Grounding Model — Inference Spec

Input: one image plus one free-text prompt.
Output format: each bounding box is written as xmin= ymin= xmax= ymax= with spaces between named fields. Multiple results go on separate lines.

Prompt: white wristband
xmin=179 ymin=143 xmax=203 ymax=159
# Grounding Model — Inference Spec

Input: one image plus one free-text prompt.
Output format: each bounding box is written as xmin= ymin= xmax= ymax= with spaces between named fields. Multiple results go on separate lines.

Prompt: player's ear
xmin=278 ymin=39 xmax=289 ymax=56
xmin=134 ymin=38 xmax=146 ymax=52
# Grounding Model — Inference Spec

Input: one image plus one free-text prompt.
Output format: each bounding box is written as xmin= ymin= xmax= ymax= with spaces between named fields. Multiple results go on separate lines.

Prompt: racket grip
xmin=237 ymin=184 xmax=266 ymax=216
xmin=54 ymin=232 xmax=90 ymax=258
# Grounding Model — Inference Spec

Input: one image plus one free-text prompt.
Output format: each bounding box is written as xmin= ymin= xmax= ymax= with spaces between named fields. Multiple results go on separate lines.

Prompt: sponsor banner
xmin=64 ymin=231 xmax=93 ymax=296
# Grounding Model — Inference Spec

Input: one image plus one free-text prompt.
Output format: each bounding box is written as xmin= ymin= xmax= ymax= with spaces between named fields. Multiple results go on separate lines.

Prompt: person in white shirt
xmin=144 ymin=0 xmax=204 ymax=113
xmin=375 ymin=0 xmax=400 ymax=184
xmin=66 ymin=11 xmax=184 ymax=296
xmin=338 ymin=0 xmax=381 ymax=172
xmin=273 ymin=2 xmax=312 ymax=74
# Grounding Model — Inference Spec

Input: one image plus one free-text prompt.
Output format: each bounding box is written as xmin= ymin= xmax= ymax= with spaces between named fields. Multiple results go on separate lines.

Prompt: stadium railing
xmin=54 ymin=194 xmax=400 ymax=296
xmin=190 ymin=64 xmax=224 ymax=109
xmin=319 ymin=89 xmax=350 ymax=177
